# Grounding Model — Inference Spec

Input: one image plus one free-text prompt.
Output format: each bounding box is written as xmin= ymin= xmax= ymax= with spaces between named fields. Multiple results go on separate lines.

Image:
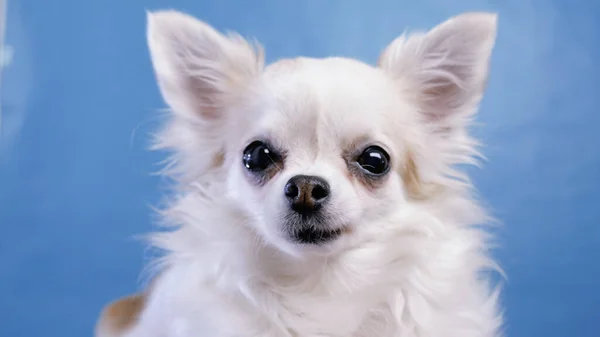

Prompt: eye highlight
xmin=242 ymin=140 xmax=280 ymax=172
xmin=356 ymin=146 xmax=390 ymax=175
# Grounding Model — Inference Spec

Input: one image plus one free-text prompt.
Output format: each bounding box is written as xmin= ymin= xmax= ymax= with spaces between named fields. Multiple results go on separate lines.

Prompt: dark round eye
xmin=356 ymin=146 xmax=390 ymax=175
xmin=243 ymin=141 xmax=278 ymax=172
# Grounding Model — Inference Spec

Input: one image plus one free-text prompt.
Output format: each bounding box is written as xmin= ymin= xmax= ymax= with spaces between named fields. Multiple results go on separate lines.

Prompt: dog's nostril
xmin=311 ymin=184 xmax=329 ymax=201
xmin=284 ymin=182 xmax=299 ymax=199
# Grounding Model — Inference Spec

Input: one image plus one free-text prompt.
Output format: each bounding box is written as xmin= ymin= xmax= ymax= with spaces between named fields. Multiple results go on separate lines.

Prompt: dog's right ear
xmin=147 ymin=10 xmax=263 ymax=121
xmin=378 ymin=12 xmax=497 ymax=134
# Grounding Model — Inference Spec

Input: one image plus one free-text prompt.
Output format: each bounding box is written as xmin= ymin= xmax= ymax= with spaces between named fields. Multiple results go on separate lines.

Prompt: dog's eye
xmin=357 ymin=146 xmax=390 ymax=175
xmin=243 ymin=141 xmax=278 ymax=172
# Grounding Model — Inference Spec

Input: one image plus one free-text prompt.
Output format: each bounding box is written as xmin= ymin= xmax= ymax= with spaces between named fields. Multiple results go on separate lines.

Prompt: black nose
xmin=284 ymin=175 xmax=330 ymax=214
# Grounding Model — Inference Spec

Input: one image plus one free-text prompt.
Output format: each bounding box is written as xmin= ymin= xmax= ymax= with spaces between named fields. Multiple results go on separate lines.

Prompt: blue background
xmin=1 ymin=0 xmax=599 ymax=336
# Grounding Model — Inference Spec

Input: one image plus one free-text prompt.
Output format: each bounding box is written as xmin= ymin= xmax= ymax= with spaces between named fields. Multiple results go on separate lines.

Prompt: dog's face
xmin=147 ymin=11 xmax=497 ymax=255
xmin=227 ymin=59 xmax=413 ymax=253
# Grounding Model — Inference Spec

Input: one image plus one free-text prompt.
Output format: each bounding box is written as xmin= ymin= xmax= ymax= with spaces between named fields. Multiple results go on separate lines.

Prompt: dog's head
xmin=147 ymin=11 xmax=497 ymax=256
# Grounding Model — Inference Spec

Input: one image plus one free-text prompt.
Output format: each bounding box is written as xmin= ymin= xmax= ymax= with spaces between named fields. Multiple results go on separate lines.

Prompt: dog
xmin=96 ymin=9 xmax=502 ymax=337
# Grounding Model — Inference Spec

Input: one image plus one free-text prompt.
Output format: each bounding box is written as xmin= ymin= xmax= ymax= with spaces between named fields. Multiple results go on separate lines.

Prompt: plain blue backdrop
xmin=1 ymin=0 xmax=599 ymax=336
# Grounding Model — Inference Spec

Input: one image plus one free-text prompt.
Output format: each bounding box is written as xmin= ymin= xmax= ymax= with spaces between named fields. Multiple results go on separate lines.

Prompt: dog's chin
xmin=278 ymin=235 xmax=342 ymax=258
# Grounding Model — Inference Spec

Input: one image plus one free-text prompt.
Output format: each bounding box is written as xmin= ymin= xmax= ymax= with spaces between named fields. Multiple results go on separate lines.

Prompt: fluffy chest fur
xmin=136 ymin=251 xmax=499 ymax=337
xmin=113 ymin=189 xmax=500 ymax=337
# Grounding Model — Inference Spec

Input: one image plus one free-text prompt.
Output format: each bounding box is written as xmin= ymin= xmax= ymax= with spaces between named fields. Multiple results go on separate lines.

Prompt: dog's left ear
xmin=379 ymin=12 xmax=497 ymax=132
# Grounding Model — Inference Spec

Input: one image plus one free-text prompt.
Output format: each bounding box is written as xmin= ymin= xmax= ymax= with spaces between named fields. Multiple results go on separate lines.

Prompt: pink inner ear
xmin=379 ymin=14 xmax=497 ymax=129
xmin=420 ymin=81 xmax=462 ymax=123
xmin=188 ymin=76 xmax=221 ymax=120
xmin=422 ymin=81 xmax=460 ymax=117
xmin=419 ymin=58 xmax=487 ymax=124
xmin=148 ymin=11 xmax=265 ymax=121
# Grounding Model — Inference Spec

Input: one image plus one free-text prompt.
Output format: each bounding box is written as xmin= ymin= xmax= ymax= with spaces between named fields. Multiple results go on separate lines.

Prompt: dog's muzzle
xmin=283 ymin=175 xmax=341 ymax=244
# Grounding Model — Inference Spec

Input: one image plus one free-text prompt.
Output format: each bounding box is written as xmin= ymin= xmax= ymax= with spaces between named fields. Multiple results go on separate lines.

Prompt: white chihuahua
xmin=97 ymin=10 xmax=502 ymax=337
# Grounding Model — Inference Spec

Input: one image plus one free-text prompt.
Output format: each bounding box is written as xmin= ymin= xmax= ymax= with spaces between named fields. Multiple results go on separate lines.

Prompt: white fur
xmin=125 ymin=10 xmax=502 ymax=337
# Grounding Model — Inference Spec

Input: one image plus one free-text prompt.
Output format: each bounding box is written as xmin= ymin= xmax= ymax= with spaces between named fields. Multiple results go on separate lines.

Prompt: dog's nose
xmin=284 ymin=175 xmax=330 ymax=213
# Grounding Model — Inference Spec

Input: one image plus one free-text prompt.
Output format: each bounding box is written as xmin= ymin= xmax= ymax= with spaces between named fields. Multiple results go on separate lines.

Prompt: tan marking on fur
xmin=401 ymin=150 xmax=441 ymax=200
xmin=95 ymin=293 xmax=146 ymax=337
xmin=95 ymin=274 xmax=162 ymax=337
xmin=212 ymin=151 xmax=225 ymax=168
xmin=343 ymin=164 xmax=355 ymax=182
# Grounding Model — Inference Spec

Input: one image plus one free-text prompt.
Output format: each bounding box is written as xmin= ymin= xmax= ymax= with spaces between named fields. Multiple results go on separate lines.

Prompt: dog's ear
xmin=379 ymin=12 xmax=497 ymax=132
xmin=147 ymin=10 xmax=263 ymax=121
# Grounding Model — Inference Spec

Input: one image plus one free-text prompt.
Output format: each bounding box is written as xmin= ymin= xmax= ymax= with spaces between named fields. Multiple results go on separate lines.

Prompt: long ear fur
xmin=147 ymin=10 xmax=263 ymax=121
xmin=379 ymin=12 xmax=497 ymax=132
xmin=146 ymin=10 xmax=264 ymax=183
xmin=380 ymin=13 xmax=498 ymax=197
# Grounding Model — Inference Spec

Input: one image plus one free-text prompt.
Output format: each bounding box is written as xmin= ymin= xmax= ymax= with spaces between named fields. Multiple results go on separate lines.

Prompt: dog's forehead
xmin=263 ymin=57 xmax=393 ymax=98
xmin=257 ymin=58 xmax=401 ymax=139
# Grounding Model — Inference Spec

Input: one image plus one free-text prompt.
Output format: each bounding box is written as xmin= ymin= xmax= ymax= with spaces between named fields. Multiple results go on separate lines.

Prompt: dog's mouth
xmin=291 ymin=227 xmax=344 ymax=245
xmin=283 ymin=212 xmax=349 ymax=245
